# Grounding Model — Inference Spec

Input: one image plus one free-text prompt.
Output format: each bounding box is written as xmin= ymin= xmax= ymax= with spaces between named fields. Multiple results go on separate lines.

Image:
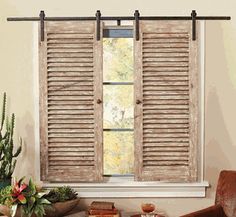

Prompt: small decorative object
xmin=141 ymin=203 xmax=156 ymax=217
xmin=0 ymin=93 xmax=22 ymax=189
xmin=44 ymin=186 xmax=80 ymax=217
xmin=139 ymin=203 xmax=165 ymax=217
xmin=141 ymin=203 xmax=155 ymax=214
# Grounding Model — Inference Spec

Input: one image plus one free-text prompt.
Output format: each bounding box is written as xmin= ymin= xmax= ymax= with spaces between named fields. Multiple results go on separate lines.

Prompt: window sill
xmin=43 ymin=177 xmax=209 ymax=198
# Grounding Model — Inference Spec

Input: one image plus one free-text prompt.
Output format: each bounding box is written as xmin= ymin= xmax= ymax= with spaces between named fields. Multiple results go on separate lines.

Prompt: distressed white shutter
xmin=39 ymin=21 xmax=103 ymax=182
xmin=134 ymin=21 xmax=199 ymax=182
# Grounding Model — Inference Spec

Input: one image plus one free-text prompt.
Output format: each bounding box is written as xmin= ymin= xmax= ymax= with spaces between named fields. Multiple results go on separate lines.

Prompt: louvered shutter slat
xmin=134 ymin=21 xmax=199 ymax=182
xmin=39 ymin=21 xmax=103 ymax=182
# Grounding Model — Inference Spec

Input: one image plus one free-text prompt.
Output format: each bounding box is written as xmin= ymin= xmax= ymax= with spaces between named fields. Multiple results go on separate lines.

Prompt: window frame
xmin=34 ymin=21 xmax=208 ymax=197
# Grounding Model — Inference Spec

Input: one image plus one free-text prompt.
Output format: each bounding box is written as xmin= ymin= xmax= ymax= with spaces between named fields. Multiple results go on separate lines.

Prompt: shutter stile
xmin=134 ymin=21 xmax=199 ymax=182
xmin=39 ymin=21 xmax=103 ymax=182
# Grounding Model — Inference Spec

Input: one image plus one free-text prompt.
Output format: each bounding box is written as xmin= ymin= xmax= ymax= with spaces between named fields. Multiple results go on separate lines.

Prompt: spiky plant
xmin=44 ymin=186 xmax=78 ymax=203
xmin=0 ymin=92 xmax=22 ymax=181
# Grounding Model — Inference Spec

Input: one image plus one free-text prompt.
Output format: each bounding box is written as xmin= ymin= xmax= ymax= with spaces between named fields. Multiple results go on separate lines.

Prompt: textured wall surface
xmin=0 ymin=0 xmax=236 ymax=216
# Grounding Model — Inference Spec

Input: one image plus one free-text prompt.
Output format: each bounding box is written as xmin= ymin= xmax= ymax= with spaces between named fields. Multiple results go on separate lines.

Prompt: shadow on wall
xmin=205 ymin=21 xmax=236 ymax=198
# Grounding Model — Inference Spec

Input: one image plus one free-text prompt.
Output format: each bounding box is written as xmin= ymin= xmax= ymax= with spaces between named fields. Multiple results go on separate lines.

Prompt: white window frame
xmin=33 ymin=21 xmax=209 ymax=198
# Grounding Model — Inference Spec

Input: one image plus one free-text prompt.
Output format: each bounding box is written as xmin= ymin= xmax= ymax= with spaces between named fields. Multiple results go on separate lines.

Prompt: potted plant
xmin=44 ymin=186 xmax=80 ymax=217
xmin=0 ymin=177 xmax=51 ymax=217
xmin=0 ymin=182 xmax=79 ymax=217
xmin=0 ymin=93 xmax=22 ymax=189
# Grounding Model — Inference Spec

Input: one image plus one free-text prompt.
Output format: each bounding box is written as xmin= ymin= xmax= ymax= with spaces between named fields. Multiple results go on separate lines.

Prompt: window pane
xmin=104 ymin=131 xmax=134 ymax=175
xmin=103 ymin=85 xmax=134 ymax=129
xmin=103 ymin=38 xmax=133 ymax=82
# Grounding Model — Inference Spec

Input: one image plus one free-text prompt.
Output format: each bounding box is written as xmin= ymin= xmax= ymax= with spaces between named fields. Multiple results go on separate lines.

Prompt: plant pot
xmin=0 ymin=199 xmax=79 ymax=217
xmin=45 ymin=198 xmax=80 ymax=217
xmin=0 ymin=204 xmax=11 ymax=217
xmin=14 ymin=206 xmax=37 ymax=217
xmin=0 ymin=179 xmax=11 ymax=190
xmin=0 ymin=205 xmax=44 ymax=217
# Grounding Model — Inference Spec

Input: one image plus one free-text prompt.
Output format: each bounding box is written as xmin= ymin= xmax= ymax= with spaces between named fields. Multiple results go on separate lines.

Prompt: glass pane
xmin=104 ymin=132 xmax=134 ymax=175
xmin=103 ymin=85 xmax=134 ymax=128
xmin=103 ymin=38 xmax=133 ymax=82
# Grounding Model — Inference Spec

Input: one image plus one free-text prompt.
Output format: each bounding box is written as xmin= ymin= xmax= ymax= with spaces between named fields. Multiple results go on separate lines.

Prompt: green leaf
xmin=13 ymin=145 xmax=22 ymax=158
xmin=38 ymin=191 xmax=47 ymax=198
xmin=9 ymin=159 xmax=17 ymax=177
xmin=34 ymin=205 xmax=45 ymax=217
xmin=28 ymin=196 xmax=36 ymax=211
xmin=40 ymin=198 xmax=51 ymax=205
xmin=28 ymin=178 xmax=36 ymax=195
xmin=0 ymin=92 xmax=6 ymax=131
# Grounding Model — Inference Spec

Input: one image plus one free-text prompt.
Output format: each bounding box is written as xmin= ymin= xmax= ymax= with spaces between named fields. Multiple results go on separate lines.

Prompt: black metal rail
xmin=7 ymin=15 xmax=231 ymax=21
xmin=7 ymin=10 xmax=231 ymax=42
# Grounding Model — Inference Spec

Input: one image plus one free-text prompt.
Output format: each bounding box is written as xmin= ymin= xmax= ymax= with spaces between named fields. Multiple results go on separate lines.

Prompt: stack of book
xmin=88 ymin=201 xmax=119 ymax=217
xmin=131 ymin=214 xmax=165 ymax=217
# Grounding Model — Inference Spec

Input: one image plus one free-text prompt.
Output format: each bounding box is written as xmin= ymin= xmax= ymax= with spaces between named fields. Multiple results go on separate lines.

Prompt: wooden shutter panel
xmin=39 ymin=21 xmax=103 ymax=182
xmin=134 ymin=21 xmax=199 ymax=182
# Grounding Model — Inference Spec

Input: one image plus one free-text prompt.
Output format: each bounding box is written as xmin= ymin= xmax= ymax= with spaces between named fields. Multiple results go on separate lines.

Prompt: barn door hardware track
xmin=7 ymin=10 xmax=231 ymax=42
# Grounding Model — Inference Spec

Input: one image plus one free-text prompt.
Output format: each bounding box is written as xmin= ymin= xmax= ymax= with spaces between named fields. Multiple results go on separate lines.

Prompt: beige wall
xmin=0 ymin=0 xmax=236 ymax=216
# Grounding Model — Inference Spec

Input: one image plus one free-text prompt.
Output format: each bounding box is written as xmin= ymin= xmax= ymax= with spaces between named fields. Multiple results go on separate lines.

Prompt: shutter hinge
xmin=134 ymin=10 xmax=140 ymax=41
xmin=39 ymin=10 xmax=45 ymax=42
xmin=191 ymin=10 xmax=197 ymax=41
xmin=96 ymin=10 xmax=101 ymax=41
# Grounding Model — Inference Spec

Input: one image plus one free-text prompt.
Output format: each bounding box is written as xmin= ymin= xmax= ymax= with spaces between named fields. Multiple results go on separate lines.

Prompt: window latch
xmin=97 ymin=99 xmax=102 ymax=104
xmin=136 ymin=99 xmax=142 ymax=105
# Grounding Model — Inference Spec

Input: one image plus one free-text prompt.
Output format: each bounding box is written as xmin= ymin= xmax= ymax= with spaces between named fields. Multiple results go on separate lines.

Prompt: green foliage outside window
xmin=103 ymin=38 xmax=134 ymax=175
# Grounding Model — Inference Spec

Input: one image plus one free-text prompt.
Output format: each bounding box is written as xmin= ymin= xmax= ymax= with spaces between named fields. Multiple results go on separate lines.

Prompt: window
xmin=39 ymin=20 xmax=201 ymax=183
xmin=103 ymin=37 xmax=134 ymax=176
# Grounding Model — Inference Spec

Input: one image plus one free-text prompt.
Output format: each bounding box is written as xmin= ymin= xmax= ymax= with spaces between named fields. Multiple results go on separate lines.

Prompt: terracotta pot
xmin=0 ymin=205 xmax=11 ymax=217
xmin=0 ymin=198 xmax=79 ymax=217
xmin=45 ymin=198 xmax=80 ymax=217
xmin=0 ymin=205 xmax=36 ymax=217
